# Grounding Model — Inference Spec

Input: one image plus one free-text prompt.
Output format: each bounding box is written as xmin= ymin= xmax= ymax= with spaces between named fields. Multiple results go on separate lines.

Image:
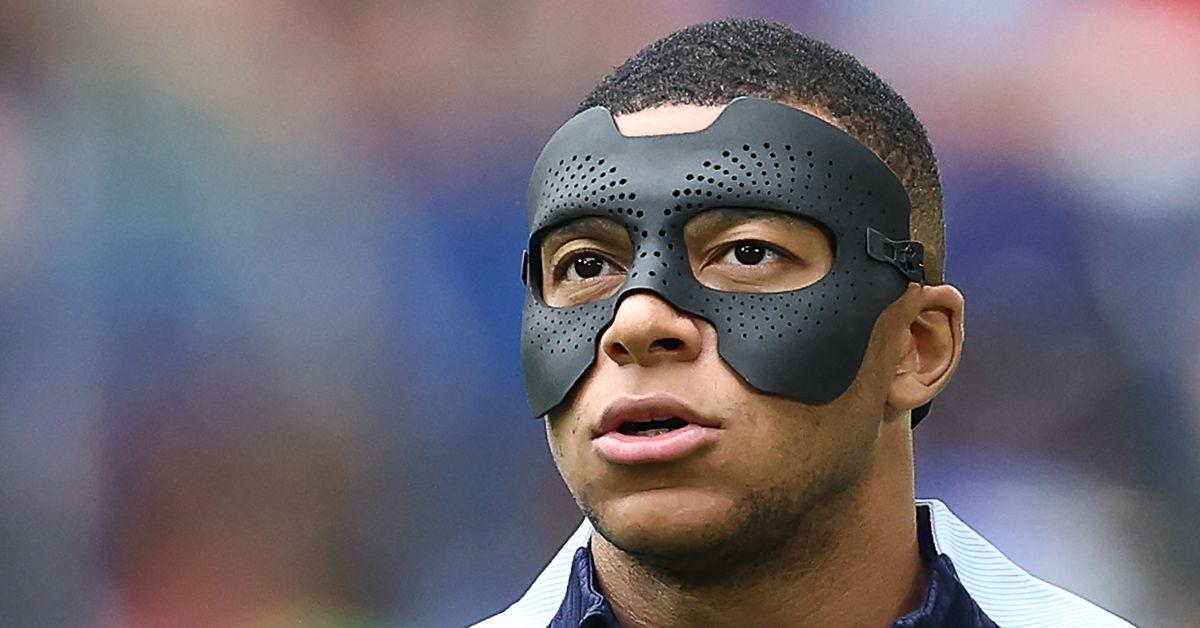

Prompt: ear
xmin=888 ymin=284 xmax=965 ymax=414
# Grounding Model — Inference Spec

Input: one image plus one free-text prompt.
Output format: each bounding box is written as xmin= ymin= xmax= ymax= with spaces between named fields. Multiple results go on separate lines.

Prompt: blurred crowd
xmin=0 ymin=1 xmax=1196 ymax=626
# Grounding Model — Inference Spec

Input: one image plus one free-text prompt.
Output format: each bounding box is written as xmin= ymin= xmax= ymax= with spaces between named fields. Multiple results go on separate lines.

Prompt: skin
xmin=542 ymin=103 xmax=966 ymax=627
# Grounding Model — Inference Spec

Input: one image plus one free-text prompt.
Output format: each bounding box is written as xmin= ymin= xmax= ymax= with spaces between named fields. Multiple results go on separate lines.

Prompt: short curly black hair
xmin=578 ymin=18 xmax=945 ymax=283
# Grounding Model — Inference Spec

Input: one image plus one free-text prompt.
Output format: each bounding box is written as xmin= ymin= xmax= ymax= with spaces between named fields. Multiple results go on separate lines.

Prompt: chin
xmin=589 ymin=486 xmax=741 ymax=558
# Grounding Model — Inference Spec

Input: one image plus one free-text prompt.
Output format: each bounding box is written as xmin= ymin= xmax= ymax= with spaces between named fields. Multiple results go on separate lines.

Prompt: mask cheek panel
xmin=521 ymin=297 xmax=613 ymax=418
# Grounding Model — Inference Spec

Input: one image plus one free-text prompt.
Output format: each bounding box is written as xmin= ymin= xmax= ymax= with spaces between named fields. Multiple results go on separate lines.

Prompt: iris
xmin=573 ymin=254 xmax=605 ymax=279
xmin=733 ymin=243 xmax=766 ymax=265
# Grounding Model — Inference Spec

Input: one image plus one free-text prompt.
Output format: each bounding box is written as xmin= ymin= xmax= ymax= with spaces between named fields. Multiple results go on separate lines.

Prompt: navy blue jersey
xmin=549 ymin=545 xmax=995 ymax=627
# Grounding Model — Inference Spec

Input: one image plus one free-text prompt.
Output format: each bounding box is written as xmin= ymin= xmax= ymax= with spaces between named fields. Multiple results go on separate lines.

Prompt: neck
xmin=591 ymin=422 xmax=926 ymax=628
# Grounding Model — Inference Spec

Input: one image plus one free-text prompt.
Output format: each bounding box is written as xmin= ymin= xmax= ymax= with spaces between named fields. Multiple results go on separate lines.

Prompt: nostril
xmin=652 ymin=338 xmax=684 ymax=351
xmin=609 ymin=342 xmax=630 ymax=356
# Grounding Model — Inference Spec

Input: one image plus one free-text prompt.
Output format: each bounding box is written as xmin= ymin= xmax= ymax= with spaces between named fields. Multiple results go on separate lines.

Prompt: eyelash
xmin=710 ymin=240 xmax=790 ymax=266
xmin=553 ymin=249 xmax=622 ymax=280
xmin=551 ymin=238 xmax=790 ymax=283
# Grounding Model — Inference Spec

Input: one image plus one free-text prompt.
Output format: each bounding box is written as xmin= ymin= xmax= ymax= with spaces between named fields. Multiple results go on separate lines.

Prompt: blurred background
xmin=1 ymin=1 xmax=1197 ymax=626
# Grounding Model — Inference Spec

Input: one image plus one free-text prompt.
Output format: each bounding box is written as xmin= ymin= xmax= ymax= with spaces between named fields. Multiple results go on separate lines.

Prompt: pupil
xmin=734 ymin=244 xmax=766 ymax=265
xmin=574 ymin=255 xmax=604 ymax=278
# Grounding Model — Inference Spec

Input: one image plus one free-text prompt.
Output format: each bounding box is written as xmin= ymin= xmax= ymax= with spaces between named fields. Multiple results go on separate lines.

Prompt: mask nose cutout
xmin=601 ymin=292 xmax=704 ymax=367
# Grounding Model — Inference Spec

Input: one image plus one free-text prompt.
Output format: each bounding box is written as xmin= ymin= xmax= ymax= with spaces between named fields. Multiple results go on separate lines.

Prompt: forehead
xmin=613 ymin=104 xmax=726 ymax=137
xmin=614 ymin=102 xmax=841 ymax=138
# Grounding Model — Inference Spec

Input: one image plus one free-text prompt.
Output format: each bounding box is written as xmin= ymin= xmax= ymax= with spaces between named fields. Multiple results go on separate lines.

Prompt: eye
xmin=560 ymin=251 xmax=622 ymax=281
xmin=718 ymin=241 xmax=783 ymax=267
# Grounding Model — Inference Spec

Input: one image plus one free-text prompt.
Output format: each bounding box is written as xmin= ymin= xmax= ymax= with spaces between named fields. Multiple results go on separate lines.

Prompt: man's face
xmin=542 ymin=104 xmax=913 ymax=568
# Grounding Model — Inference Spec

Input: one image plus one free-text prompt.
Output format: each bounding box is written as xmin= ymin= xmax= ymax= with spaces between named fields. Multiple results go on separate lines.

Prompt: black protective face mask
xmin=520 ymin=97 xmax=929 ymax=423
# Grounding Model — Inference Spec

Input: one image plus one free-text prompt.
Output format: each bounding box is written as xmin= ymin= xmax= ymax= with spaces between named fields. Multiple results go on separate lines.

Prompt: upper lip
xmin=594 ymin=393 xmax=721 ymax=437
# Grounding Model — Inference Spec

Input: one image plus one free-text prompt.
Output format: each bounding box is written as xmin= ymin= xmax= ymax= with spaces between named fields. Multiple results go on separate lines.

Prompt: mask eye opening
xmin=682 ymin=207 xmax=837 ymax=295
xmin=531 ymin=215 xmax=634 ymax=308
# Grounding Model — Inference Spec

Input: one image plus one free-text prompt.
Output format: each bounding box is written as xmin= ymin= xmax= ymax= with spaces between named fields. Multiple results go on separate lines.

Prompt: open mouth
xmin=594 ymin=395 xmax=721 ymax=464
xmin=616 ymin=416 xmax=690 ymax=437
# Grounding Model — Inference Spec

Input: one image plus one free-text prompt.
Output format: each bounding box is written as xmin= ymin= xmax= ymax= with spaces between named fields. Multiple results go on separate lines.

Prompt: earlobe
xmin=887 ymin=284 xmax=965 ymax=413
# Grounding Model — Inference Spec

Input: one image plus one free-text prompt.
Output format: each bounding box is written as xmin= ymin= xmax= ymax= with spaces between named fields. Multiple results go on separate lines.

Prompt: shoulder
xmin=470 ymin=520 xmax=593 ymax=627
xmin=918 ymin=498 xmax=1134 ymax=628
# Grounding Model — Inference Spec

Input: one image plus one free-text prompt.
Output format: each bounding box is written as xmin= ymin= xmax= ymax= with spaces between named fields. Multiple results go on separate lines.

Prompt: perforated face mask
xmin=520 ymin=97 xmax=928 ymax=422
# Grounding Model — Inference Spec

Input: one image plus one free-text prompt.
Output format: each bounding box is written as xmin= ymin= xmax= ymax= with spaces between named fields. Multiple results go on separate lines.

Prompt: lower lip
xmin=593 ymin=424 xmax=720 ymax=465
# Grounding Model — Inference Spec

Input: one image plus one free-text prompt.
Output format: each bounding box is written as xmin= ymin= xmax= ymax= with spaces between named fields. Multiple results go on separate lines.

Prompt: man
xmin=479 ymin=19 xmax=1130 ymax=627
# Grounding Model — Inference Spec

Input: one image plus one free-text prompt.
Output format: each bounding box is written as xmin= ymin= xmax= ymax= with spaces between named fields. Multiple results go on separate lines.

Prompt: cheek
xmin=545 ymin=414 xmax=581 ymax=463
xmin=733 ymin=404 xmax=813 ymax=479
xmin=545 ymin=411 xmax=598 ymax=490
xmin=544 ymin=370 xmax=600 ymax=452
xmin=727 ymin=393 xmax=873 ymax=491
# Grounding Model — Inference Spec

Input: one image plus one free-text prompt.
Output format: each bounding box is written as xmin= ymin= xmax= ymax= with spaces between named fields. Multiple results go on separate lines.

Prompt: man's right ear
xmin=888 ymin=284 xmax=964 ymax=414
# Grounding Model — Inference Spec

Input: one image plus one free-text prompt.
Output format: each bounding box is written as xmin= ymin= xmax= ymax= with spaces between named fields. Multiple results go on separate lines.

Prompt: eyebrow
xmin=687 ymin=208 xmax=814 ymax=233
xmin=540 ymin=217 xmax=628 ymax=251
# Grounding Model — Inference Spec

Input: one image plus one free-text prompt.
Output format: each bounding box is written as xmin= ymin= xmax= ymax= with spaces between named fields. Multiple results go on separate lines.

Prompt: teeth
xmin=639 ymin=428 xmax=672 ymax=437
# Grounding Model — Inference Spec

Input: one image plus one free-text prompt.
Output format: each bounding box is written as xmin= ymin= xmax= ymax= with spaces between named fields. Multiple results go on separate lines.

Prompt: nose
xmin=600 ymin=292 xmax=704 ymax=367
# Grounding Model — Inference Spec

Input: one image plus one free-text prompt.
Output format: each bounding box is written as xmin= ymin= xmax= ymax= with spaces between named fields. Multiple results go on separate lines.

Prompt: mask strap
xmin=866 ymin=228 xmax=925 ymax=283
xmin=912 ymin=402 xmax=932 ymax=426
